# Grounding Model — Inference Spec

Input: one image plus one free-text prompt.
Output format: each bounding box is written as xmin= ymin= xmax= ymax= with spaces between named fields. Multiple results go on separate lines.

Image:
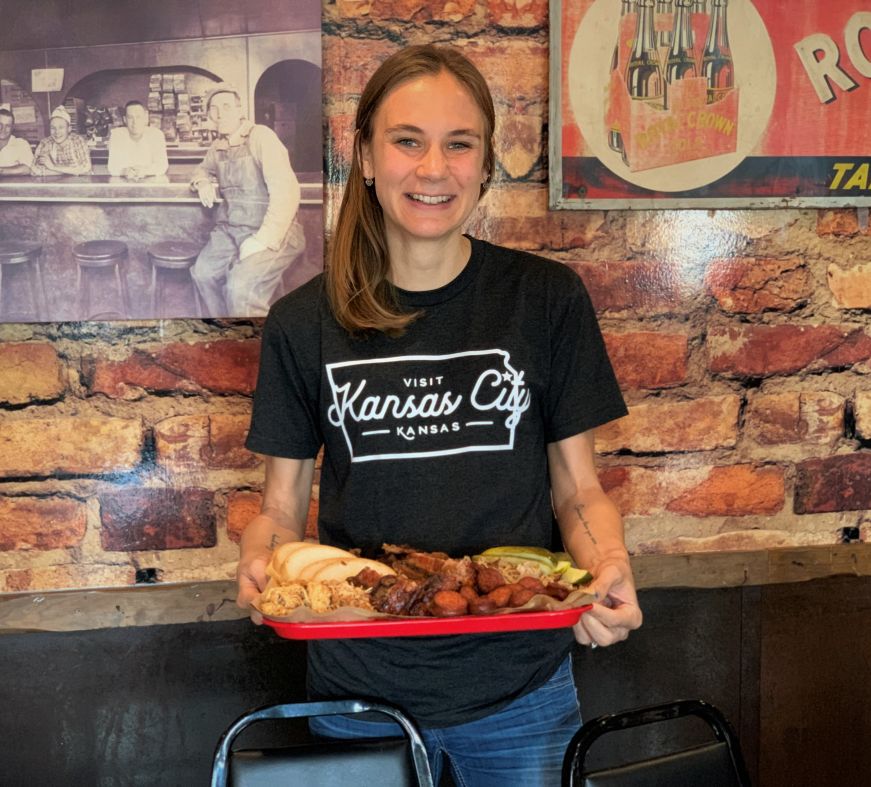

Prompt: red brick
xmin=227 ymin=491 xmax=262 ymax=544
xmin=558 ymin=211 xmax=608 ymax=249
xmin=227 ymin=491 xmax=319 ymax=543
xmin=0 ymin=496 xmax=86 ymax=551
xmin=817 ymin=209 xmax=859 ymax=236
xmin=794 ymin=453 xmax=871 ymax=514
xmin=0 ymin=417 xmax=143 ymax=478
xmin=486 ymin=0 xmax=547 ymax=28
xmin=154 ymin=414 xmax=259 ymax=471
xmin=0 ymin=343 xmax=64 ymax=405
xmin=206 ymin=414 xmax=259 ymax=469
xmin=827 ymin=262 xmax=871 ymax=309
xmin=707 ymin=325 xmax=871 ymax=378
xmin=744 ymin=392 xmax=844 ymax=446
xmin=600 ymin=464 xmax=785 ymax=517
xmin=667 ymin=465 xmax=785 ymax=516
xmin=597 ymin=395 xmax=740 ymax=453
xmin=86 ymin=340 xmax=260 ymax=397
xmin=569 ymin=261 xmax=685 ymax=315
xmin=322 ymin=37 xmax=399 ymax=99
xmin=154 ymin=415 xmax=209 ymax=469
xmin=2 ymin=569 xmax=32 ymax=592
xmin=603 ymin=332 xmax=689 ymax=390
xmin=100 ymin=489 xmax=216 ymax=551
xmin=462 ymin=40 xmax=547 ymax=103
xmin=705 ymin=257 xmax=811 ymax=313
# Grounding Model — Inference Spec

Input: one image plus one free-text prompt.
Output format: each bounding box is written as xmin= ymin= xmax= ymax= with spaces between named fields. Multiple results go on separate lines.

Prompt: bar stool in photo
xmin=147 ymin=240 xmax=204 ymax=318
xmin=73 ymin=240 xmax=131 ymax=320
xmin=0 ymin=241 xmax=47 ymax=322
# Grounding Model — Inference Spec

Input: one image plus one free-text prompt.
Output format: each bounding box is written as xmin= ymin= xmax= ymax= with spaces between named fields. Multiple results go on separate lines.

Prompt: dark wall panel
xmin=758 ymin=576 xmax=871 ymax=787
xmin=0 ymin=620 xmax=307 ymax=786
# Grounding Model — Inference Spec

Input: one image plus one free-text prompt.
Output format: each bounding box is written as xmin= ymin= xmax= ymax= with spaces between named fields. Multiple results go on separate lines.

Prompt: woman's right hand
xmin=236 ymin=550 xmax=270 ymax=625
xmin=235 ymin=455 xmax=317 ymax=624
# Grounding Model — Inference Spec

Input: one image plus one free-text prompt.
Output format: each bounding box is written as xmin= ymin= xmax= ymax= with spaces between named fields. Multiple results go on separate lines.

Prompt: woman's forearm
xmin=554 ymin=488 xmax=630 ymax=576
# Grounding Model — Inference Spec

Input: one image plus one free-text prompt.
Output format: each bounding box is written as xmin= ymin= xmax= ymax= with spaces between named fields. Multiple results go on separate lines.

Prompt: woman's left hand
xmin=572 ymin=558 xmax=642 ymax=649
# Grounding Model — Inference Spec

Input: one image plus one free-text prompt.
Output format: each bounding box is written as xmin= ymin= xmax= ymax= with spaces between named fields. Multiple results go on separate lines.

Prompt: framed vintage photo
xmin=0 ymin=1 xmax=323 ymax=322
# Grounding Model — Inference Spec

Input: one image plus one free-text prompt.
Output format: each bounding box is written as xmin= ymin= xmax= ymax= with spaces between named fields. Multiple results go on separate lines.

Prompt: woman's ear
xmin=359 ymin=138 xmax=374 ymax=182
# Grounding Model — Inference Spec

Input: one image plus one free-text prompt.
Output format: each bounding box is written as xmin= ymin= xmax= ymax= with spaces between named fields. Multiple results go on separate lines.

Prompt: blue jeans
xmin=309 ymin=655 xmax=581 ymax=786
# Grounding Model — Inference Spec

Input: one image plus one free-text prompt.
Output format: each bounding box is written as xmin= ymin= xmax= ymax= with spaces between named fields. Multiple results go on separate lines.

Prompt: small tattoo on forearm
xmin=574 ymin=504 xmax=598 ymax=545
xmin=268 ymin=533 xmax=279 ymax=551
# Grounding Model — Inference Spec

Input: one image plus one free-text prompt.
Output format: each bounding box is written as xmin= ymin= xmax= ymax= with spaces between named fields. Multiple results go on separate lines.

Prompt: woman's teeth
xmin=410 ymin=194 xmax=451 ymax=204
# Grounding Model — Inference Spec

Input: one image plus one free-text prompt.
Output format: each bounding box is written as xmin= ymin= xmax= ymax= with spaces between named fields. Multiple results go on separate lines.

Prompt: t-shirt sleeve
xmin=246 ymin=304 xmax=323 ymax=459
xmin=544 ymin=269 xmax=627 ymax=443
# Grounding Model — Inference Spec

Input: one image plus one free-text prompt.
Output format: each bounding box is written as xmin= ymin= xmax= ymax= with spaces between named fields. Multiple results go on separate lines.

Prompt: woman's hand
xmin=572 ymin=558 xmax=642 ymax=648
xmin=234 ymin=455 xmax=317 ymax=625
xmin=236 ymin=550 xmax=270 ymax=625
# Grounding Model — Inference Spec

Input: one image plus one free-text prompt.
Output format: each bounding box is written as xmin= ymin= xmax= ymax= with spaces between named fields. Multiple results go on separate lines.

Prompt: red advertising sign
xmin=550 ymin=0 xmax=871 ymax=207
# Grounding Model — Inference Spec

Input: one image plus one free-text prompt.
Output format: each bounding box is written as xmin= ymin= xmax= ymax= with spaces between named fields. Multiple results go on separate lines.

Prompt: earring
xmin=364 ymin=177 xmax=374 ymax=187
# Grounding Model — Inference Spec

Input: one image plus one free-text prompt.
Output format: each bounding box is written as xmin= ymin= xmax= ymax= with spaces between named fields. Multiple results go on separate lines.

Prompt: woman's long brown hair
xmin=325 ymin=44 xmax=496 ymax=337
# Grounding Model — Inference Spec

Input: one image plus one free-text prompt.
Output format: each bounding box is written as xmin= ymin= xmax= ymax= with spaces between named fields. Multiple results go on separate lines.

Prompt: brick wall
xmin=1 ymin=1 xmax=869 ymax=591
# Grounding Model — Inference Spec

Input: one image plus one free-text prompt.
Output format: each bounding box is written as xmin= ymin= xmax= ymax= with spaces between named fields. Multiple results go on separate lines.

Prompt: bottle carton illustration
xmin=606 ymin=0 xmax=739 ymax=172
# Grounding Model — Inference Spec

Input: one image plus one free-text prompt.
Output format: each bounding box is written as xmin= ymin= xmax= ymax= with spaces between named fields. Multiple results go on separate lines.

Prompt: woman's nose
xmin=417 ymin=146 xmax=447 ymax=179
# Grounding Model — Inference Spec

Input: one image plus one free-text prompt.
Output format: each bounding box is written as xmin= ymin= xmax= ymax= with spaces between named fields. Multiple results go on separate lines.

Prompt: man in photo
xmin=107 ymin=100 xmax=168 ymax=180
xmin=0 ymin=107 xmax=34 ymax=176
xmin=190 ymin=82 xmax=305 ymax=317
xmin=31 ymin=105 xmax=91 ymax=176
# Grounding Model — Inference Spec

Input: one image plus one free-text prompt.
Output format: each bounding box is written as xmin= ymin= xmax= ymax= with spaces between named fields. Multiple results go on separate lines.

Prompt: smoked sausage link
xmin=509 ymin=587 xmax=538 ymax=608
xmin=429 ymin=590 xmax=469 ymax=617
xmin=476 ymin=565 xmax=506 ymax=594
xmin=485 ymin=585 xmax=513 ymax=609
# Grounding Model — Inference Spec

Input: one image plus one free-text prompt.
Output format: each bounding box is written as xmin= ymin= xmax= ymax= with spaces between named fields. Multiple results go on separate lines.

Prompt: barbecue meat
xmin=407 ymin=572 xmax=462 ymax=616
xmin=369 ymin=575 xmax=423 ymax=615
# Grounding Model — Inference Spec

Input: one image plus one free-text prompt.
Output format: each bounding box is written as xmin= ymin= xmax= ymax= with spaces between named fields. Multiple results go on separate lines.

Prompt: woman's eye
xmin=448 ymin=141 xmax=472 ymax=151
xmin=396 ymin=138 xmax=419 ymax=148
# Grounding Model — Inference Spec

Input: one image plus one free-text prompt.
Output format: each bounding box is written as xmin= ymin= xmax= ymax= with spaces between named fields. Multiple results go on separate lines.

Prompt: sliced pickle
xmin=480 ymin=545 xmax=554 ymax=559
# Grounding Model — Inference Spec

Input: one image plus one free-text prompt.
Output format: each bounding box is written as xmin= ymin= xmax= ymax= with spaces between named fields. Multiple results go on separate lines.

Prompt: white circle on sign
xmin=568 ymin=0 xmax=776 ymax=192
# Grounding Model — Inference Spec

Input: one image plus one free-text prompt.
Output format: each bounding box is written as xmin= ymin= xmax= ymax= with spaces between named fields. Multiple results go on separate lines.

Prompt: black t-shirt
xmin=246 ymin=236 xmax=627 ymax=727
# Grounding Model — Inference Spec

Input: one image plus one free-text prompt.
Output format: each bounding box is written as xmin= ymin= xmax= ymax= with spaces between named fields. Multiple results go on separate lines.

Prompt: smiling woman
xmin=326 ymin=44 xmax=496 ymax=336
xmin=239 ymin=44 xmax=640 ymax=787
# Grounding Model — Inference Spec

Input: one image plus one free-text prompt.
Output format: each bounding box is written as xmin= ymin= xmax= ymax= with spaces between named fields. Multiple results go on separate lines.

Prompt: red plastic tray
xmin=263 ymin=604 xmax=592 ymax=640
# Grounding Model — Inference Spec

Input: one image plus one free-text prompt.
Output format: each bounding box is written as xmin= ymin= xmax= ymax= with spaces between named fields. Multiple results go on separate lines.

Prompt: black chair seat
xmin=562 ymin=699 xmax=751 ymax=787
xmin=581 ymin=741 xmax=741 ymax=787
xmin=211 ymin=699 xmax=433 ymax=787
xmin=229 ymin=738 xmax=415 ymax=787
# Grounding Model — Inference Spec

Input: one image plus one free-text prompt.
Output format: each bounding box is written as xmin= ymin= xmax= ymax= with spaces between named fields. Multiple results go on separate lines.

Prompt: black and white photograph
xmin=0 ymin=0 xmax=323 ymax=321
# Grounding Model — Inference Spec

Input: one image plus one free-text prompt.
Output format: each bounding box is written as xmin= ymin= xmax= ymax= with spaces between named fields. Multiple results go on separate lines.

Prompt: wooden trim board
xmin=2 ymin=544 xmax=869 ymax=634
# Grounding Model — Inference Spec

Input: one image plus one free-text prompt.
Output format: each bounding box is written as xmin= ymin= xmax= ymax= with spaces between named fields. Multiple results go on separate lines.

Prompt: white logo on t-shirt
xmin=326 ymin=350 xmax=531 ymax=462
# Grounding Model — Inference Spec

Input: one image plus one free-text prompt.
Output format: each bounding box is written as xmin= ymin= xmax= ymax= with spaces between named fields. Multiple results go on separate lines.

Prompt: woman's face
xmin=49 ymin=118 xmax=69 ymax=143
xmin=361 ymin=70 xmax=488 ymax=250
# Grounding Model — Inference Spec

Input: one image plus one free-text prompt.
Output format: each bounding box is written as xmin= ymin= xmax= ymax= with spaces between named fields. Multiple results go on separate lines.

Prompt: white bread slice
xmin=276 ymin=543 xmax=358 ymax=582
xmin=308 ymin=556 xmax=396 ymax=582
xmin=266 ymin=542 xmax=312 ymax=581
